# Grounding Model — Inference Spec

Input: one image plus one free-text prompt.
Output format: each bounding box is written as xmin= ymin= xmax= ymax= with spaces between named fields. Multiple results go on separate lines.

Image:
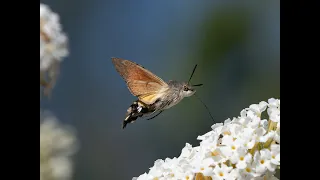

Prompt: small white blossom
xmin=248 ymin=101 xmax=268 ymax=117
xmin=220 ymin=135 xmax=243 ymax=157
xmin=270 ymin=144 xmax=280 ymax=166
xmin=180 ymin=143 xmax=195 ymax=159
xmin=133 ymin=98 xmax=280 ymax=180
xmin=230 ymin=148 xmax=252 ymax=169
xmin=267 ymin=98 xmax=280 ymax=109
xmin=40 ymin=114 xmax=78 ymax=180
xmin=253 ymin=149 xmax=276 ymax=175
xmin=239 ymin=162 xmax=256 ymax=179
xmin=192 ymin=157 xmax=215 ymax=175
xmin=212 ymin=163 xmax=233 ymax=180
xmin=211 ymin=123 xmax=224 ymax=131
xmin=267 ymin=98 xmax=280 ymax=123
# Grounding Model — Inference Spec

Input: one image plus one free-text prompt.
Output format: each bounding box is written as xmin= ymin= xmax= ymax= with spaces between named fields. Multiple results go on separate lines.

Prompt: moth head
xmin=181 ymin=64 xmax=203 ymax=97
xmin=181 ymin=83 xmax=197 ymax=97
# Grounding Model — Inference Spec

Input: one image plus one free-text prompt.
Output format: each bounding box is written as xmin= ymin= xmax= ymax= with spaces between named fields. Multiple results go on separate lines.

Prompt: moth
xmin=111 ymin=57 xmax=210 ymax=129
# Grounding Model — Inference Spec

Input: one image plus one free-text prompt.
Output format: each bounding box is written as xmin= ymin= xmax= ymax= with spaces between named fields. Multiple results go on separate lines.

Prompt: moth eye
xmin=183 ymin=86 xmax=188 ymax=91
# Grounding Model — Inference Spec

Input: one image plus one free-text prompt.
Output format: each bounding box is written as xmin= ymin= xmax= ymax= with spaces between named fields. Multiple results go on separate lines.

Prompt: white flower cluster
xmin=40 ymin=3 xmax=68 ymax=96
xmin=133 ymin=98 xmax=280 ymax=180
xmin=40 ymin=114 xmax=78 ymax=180
xmin=40 ymin=3 xmax=68 ymax=71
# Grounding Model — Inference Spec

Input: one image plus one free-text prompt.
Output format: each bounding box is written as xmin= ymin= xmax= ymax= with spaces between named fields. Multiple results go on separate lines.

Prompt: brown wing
xmin=111 ymin=57 xmax=168 ymax=102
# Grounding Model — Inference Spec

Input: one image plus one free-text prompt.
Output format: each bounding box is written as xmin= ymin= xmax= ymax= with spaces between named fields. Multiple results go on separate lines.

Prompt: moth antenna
xmin=194 ymin=94 xmax=215 ymax=123
xmin=188 ymin=64 xmax=198 ymax=85
xmin=192 ymin=84 xmax=203 ymax=87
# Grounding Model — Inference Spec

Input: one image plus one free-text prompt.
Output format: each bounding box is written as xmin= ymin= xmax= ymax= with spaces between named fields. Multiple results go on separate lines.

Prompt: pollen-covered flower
xmin=132 ymin=98 xmax=280 ymax=180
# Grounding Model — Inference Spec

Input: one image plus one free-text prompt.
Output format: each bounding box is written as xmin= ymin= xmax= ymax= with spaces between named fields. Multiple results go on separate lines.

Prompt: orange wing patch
xmin=139 ymin=92 xmax=165 ymax=105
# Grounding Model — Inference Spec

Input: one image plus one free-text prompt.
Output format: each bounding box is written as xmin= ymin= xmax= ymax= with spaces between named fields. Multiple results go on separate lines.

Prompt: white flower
xmin=253 ymin=149 xmax=276 ymax=175
xmin=240 ymin=128 xmax=256 ymax=150
xmin=220 ymin=134 xmax=243 ymax=157
xmin=239 ymin=162 xmax=256 ymax=179
xmin=228 ymin=168 xmax=241 ymax=180
xmin=133 ymin=98 xmax=280 ymax=180
xmin=212 ymin=163 xmax=233 ymax=180
xmin=40 ymin=3 xmax=69 ymax=96
xmin=192 ymin=157 xmax=215 ymax=175
xmin=205 ymin=147 xmax=225 ymax=165
xmin=174 ymin=160 xmax=193 ymax=179
xmin=267 ymin=98 xmax=280 ymax=123
xmin=40 ymin=114 xmax=77 ymax=180
xmin=270 ymin=144 xmax=280 ymax=166
xmin=148 ymin=159 xmax=165 ymax=178
xmin=248 ymin=101 xmax=268 ymax=117
xmin=49 ymin=157 xmax=72 ymax=180
xmin=246 ymin=115 xmax=262 ymax=129
xmin=230 ymin=147 xmax=252 ymax=169
xmin=132 ymin=173 xmax=153 ymax=180
xmin=268 ymin=98 xmax=280 ymax=109
xmin=179 ymin=143 xmax=196 ymax=159
xmin=197 ymin=130 xmax=215 ymax=141
xmin=40 ymin=3 xmax=68 ymax=71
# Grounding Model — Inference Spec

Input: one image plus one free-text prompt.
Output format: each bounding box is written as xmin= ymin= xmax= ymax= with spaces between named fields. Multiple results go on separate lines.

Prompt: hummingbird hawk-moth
xmin=111 ymin=57 xmax=206 ymax=129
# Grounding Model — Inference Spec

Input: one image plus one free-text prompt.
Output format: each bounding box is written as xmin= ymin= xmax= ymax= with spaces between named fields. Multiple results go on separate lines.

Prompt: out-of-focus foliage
xmin=199 ymin=7 xmax=250 ymax=69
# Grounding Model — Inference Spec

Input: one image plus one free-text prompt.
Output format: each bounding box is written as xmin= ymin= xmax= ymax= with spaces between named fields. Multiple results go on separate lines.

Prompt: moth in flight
xmin=111 ymin=57 xmax=210 ymax=129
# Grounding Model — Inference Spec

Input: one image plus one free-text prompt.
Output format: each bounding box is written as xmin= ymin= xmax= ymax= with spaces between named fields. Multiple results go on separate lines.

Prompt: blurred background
xmin=40 ymin=0 xmax=280 ymax=179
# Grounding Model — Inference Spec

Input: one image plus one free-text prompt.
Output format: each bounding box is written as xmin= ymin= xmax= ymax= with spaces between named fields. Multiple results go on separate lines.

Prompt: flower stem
xmin=249 ymin=142 xmax=259 ymax=155
xmin=267 ymin=120 xmax=277 ymax=132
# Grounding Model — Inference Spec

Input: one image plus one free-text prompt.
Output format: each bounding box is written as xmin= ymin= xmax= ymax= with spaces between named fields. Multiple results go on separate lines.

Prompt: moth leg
xmin=146 ymin=111 xmax=163 ymax=120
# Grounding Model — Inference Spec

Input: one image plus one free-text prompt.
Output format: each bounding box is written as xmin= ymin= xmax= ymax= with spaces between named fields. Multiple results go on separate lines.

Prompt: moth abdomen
xmin=122 ymin=100 xmax=151 ymax=129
